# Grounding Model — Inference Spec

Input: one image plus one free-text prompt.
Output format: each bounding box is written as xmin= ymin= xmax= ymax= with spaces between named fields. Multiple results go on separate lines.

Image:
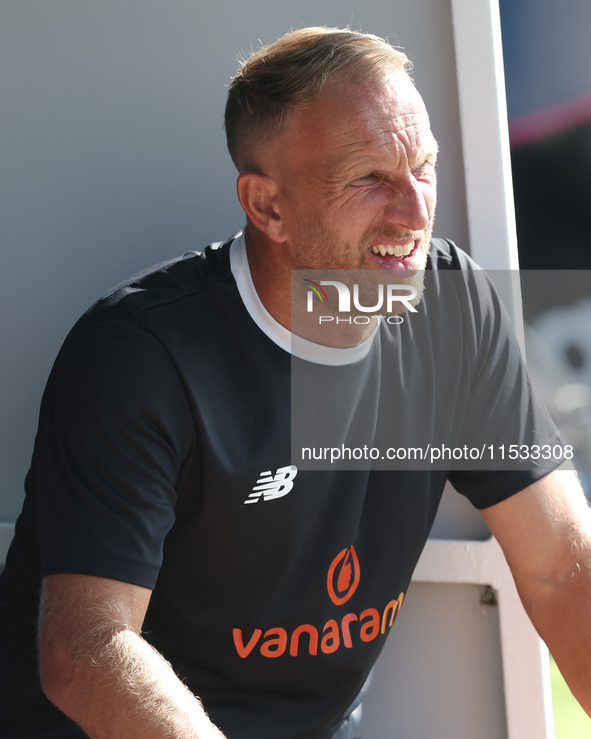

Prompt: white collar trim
xmin=229 ymin=231 xmax=377 ymax=366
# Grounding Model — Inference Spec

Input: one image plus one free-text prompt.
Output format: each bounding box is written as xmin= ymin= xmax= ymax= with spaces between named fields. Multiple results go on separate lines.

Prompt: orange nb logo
xmin=327 ymin=546 xmax=361 ymax=606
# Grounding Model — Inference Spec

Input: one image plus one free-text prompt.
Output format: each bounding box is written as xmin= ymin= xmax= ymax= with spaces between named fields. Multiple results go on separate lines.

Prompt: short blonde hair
xmin=225 ymin=27 xmax=411 ymax=169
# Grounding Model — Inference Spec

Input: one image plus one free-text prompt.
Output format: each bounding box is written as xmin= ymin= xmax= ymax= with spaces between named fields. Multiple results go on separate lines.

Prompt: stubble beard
xmin=291 ymin=217 xmax=434 ymax=317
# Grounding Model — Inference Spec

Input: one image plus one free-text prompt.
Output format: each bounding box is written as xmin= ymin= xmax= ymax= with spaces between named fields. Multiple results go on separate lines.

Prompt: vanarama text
xmin=233 ymin=592 xmax=404 ymax=659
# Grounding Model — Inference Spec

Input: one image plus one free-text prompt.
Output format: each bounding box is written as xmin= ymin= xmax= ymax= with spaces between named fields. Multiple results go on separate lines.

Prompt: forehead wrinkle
xmin=330 ymin=110 xmax=421 ymax=141
xmin=277 ymin=73 xmax=436 ymax=180
xmin=326 ymin=116 xmax=435 ymax=176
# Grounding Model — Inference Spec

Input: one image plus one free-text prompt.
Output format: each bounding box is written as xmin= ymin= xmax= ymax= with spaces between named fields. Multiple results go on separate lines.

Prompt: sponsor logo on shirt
xmin=244 ymin=465 xmax=298 ymax=504
xmin=232 ymin=545 xmax=404 ymax=659
xmin=327 ymin=546 xmax=360 ymax=605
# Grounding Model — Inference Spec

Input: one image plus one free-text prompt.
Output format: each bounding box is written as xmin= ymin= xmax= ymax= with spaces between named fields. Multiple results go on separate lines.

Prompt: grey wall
xmin=1 ymin=0 xmax=470 ymax=522
xmin=361 ymin=583 xmax=507 ymax=739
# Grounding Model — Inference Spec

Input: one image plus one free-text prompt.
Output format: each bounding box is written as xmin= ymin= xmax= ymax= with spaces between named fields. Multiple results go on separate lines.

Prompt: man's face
xmin=270 ymin=70 xmax=438 ymax=278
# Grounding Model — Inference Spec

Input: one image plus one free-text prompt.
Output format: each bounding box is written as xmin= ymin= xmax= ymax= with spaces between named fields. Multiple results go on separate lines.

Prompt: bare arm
xmin=481 ymin=468 xmax=591 ymax=715
xmin=38 ymin=574 xmax=226 ymax=738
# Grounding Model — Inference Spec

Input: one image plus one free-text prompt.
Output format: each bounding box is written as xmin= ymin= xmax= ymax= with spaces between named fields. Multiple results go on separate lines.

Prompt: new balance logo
xmin=244 ymin=465 xmax=298 ymax=504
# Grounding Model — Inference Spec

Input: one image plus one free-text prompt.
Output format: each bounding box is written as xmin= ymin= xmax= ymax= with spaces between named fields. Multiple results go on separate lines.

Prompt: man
xmin=0 ymin=26 xmax=590 ymax=739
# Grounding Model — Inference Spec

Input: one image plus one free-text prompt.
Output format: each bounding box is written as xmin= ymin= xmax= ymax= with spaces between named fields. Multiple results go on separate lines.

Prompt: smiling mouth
xmin=369 ymin=242 xmax=414 ymax=258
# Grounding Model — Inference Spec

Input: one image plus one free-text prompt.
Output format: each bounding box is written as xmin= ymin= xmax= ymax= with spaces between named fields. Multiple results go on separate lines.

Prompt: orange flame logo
xmin=327 ymin=546 xmax=361 ymax=606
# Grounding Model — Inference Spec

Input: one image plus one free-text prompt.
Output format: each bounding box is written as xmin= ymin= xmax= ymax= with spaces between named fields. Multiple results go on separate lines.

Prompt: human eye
xmin=350 ymin=172 xmax=380 ymax=187
xmin=412 ymin=159 xmax=436 ymax=180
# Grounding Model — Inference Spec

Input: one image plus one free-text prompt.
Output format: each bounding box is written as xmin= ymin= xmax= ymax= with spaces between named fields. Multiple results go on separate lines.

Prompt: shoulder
xmin=427 ymin=237 xmax=480 ymax=272
xmin=425 ymin=238 xmax=499 ymax=324
xmin=44 ymin=233 xmax=243 ymax=404
xmin=80 ymin=233 xmax=239 ymax=327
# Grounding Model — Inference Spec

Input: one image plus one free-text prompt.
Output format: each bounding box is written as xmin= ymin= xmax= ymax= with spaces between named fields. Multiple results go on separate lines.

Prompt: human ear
xmin=236 ymin=173 xmax=286 ymax=243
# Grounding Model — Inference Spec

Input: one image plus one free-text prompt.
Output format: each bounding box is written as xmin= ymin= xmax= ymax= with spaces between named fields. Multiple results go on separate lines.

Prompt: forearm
xmin=483 ymin=469 xmax=591 ymax=717
xmin=39 ymin=574 xmax=226 ymax=739
xmin=43 ymin=627 xmax=226 ymax=738
xmin=522 ymin=551 xmax=591 ymax=717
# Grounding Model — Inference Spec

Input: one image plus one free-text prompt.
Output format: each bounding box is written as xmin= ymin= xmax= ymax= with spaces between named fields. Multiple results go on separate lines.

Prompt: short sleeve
xmin=32 ymin=320 xmax=195 ymax=588
xmin=446 ymin=265 xmax=563 ymax=509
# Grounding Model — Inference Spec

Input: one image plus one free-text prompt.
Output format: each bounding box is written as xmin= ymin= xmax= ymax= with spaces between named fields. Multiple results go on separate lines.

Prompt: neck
xmin=244 ymin=227 xmax=377 ymax=348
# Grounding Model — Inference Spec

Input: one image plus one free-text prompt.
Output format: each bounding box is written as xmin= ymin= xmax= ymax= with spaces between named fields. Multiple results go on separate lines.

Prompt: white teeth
xmin=371 ymin=242 xmax=414 ymax=257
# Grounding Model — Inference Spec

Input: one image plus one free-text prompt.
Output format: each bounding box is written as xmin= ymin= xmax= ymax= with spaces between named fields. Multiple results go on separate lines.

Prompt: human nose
xmin=383 ymin=176 xmax=433 ymax=232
